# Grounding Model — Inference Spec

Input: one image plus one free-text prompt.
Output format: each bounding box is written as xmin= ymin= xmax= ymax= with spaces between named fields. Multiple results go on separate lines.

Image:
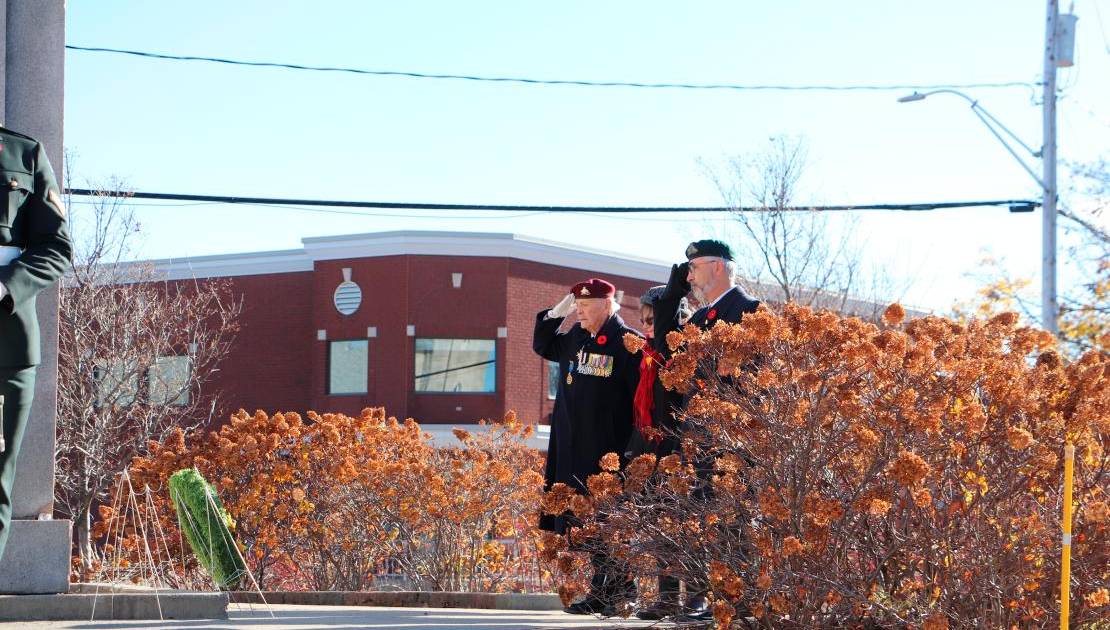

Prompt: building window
xmin=148 ymin=356 xmax=191 ymax=406
xmin=547 ymin=360 xmax=559 ymax=400
xmin=94 ymin=361 xmax=139 ymax=408
xmin=414 ymin=338 xmax=496 ymax=393
xmin=329 ymin=340 xmax=369 ymax=395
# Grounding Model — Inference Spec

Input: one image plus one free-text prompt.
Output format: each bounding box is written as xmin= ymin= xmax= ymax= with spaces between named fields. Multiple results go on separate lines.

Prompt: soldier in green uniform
xmin=0 ymin=126 xmax=72 ymax=561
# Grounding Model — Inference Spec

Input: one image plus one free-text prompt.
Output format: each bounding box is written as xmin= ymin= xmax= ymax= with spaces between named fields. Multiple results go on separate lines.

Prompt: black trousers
xmin=0 ymin=366 xmax=37 ymax=561
xmin=590 ymin=551 xmax=634 ymax=600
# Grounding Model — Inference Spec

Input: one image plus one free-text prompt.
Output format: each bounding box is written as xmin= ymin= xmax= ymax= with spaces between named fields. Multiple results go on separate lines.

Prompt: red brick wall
xmin=305 ymin=255 xmax=511 ymax=423
xmin=208 ymin=271 xmax=314 ymax=417
xmin=191 ymin=254 xmax=662 ymax=429
xmin=404 ymin=255 xmax=507 ymax=424
xmin=309 ymin=256 xmax=411 ymax=417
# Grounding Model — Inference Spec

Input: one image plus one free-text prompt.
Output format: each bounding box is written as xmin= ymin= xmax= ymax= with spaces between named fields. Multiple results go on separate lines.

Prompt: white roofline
xmin=145 ymin=248 xmax=312 ymax=281
xmin=145 ymin=230 xmax=672 ymax=282
xmin=129 ymin=230 xmax=930 ymax=315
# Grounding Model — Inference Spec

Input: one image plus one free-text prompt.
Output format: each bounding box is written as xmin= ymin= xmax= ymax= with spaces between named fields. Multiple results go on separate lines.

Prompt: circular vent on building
xmin=333 ymin=268 xmax=362 ymax=316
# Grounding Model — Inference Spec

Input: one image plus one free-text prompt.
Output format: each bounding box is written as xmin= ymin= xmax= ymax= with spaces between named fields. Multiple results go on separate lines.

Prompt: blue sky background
xmin=63 ymin=1 xmax=1110 ymax=312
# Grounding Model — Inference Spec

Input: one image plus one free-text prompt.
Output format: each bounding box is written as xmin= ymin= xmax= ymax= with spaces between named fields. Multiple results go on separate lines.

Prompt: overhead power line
xmin=65 ymin=45 xmax=1037 ymax=93
xmin=66 ymin=188 xmax=1039 ymax=214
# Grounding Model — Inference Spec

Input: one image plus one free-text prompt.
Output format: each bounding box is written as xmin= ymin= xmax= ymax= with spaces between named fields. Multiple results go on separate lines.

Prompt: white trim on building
xmin=125 ymin=230 xmax=928 ymax=317
xmin=143 ymin=231 xmax=672 ymax=283
xmin=149 ymin=248 xmax=312 ymax=281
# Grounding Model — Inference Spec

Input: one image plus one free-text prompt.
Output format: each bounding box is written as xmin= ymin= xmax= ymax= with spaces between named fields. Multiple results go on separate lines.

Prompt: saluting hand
xmin=547 ymin=293 xmax=576 ymax=319
xmin=664 ymin=262 xmax=691 ymax=298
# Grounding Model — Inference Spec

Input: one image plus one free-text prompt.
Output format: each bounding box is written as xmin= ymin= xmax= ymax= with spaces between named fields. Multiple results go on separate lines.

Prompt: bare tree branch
xmin=55 ymin=159 xmax=242 ymax=571
xmin=705 ymin=136 xmax=910 ymax=320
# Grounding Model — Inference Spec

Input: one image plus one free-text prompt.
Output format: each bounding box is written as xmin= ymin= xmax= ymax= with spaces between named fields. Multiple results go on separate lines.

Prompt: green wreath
xmin=168 ymin=468 xmax=247 ymax=590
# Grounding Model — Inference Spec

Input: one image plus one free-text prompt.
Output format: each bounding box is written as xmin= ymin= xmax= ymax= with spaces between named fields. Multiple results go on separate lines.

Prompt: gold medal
xmin=566 ymin=373 xmax=573 ymax=385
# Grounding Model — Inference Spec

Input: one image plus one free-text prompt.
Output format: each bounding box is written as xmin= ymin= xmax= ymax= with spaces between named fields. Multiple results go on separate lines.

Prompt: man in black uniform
xmin=676 ymin=239 xmax=760 ymax=621
xmin=0 ymin=126 xmax=73 ymax=562
xmin=533 ymin=277 xmax=641 ymax=615
xmin=684 ymin=239 xmax=760 ymax=332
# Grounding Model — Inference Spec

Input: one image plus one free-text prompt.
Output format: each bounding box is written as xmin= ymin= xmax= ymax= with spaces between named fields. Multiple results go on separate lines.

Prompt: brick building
xmin=151 ymin=231 xmax=668 ymax=448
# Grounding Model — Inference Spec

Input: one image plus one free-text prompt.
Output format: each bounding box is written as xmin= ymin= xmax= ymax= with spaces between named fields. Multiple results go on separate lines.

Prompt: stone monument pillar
xmin=0 ymin=0 xmax=72 ymax=594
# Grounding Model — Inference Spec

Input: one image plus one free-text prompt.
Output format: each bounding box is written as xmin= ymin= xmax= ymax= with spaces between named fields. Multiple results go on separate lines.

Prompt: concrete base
xmin=69 ymin=582 xmax=165 ymax=594
xmin=230 ymin=590 xmax=563 ymax=610
xmin=0 ymin=519 xmax=72 ymax=594
xmin=4 ymin=604 xmax=669 ymax=629
xmin=0 ymin=592 xmax=229 ymax=621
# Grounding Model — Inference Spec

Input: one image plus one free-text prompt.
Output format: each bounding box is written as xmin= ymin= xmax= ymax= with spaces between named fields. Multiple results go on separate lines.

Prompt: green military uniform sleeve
xmin=0 ymin=141 xmax=72 ymax=315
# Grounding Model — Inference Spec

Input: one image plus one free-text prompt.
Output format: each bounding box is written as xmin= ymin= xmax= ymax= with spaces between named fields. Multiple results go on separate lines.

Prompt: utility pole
xmin=1043 ymin=0 xmax=1059 ymax=335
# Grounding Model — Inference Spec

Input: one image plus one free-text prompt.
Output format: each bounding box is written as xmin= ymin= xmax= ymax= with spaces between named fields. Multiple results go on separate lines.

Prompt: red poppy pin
xmin=597 ymin=335 xmax=608 ymax=345
xmin=708 ymin=309 xmax=718 ymax=320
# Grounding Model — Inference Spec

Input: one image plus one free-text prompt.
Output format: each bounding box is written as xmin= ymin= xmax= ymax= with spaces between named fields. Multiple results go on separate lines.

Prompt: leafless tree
xmin=1066 ymin=159 xmax=1109 ymax=244
xmin=961 ymin=160 xmax=1109 ymax=355
xmin=1040 ymin=160 xmax=1110 ymax=355
xmin=54 ymin=165 xmax=241 ymax=571
xmin=704 ymin=136 xmax=908 ymax=320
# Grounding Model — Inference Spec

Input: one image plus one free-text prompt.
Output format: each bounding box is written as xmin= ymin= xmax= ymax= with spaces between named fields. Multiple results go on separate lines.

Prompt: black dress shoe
xmin=675 ymin=594 xmax=713 ymax=622
xmin=611 ymin=579 xmax=637 ymax=604
xmin=563 ymin=593 xmax=608 ymax=615
xmin=675 ymin=608 xmax=715 ymax=622
xmin=635 ymin=600 xmax=679 ymax=620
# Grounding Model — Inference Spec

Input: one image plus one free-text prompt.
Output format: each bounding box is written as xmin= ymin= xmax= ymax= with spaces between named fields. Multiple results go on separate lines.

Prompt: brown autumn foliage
xmin=544 ymin=303 xmax=1109 ymax=628
xmin=84 ymin=408 xmax=549 ymax=592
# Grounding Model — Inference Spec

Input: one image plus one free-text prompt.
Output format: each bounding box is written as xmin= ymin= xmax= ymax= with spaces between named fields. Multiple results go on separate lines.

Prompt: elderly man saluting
xmin=533 ymin=277 xmax=641 ymax=616
xmin=683 ymin=239 xmax=760 ymax=331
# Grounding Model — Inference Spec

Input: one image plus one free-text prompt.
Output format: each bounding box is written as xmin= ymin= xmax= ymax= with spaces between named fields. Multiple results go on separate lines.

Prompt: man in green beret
xmin=0 ymin=125 xmax=72 ymax=561
xmin=683 ymin=239 xmax=760 ymax=329
xmin=665 ymin=239 xmax=760 ymax=622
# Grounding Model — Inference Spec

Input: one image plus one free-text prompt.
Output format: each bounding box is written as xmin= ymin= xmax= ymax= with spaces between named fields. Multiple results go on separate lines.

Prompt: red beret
xmin=571 ymin=278 xmax=615 ymax=299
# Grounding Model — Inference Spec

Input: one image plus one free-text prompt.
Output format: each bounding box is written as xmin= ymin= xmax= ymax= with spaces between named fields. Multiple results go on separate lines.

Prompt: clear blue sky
xmin=63 ymin=1 xmax=1110 ymax=312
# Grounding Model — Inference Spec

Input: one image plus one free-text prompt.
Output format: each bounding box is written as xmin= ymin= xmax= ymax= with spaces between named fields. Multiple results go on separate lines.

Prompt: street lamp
xmin=897 ymin=88 xmax=1056 ymax=333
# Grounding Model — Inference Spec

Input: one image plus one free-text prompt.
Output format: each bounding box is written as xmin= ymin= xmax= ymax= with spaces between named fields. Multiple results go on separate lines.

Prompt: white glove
xmin=547 ymin=293 xmax=576 ymax=319
xmin=0 ymin=282 xmax=7 ymax=302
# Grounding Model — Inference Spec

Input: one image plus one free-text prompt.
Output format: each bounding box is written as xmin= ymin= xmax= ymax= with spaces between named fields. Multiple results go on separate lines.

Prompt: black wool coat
xmin=533 ymin=310 xmax=641 ymax=533
xmin=688 ymin=286 xmax=761 ymax=330
xmin=624 ymin=288 xmax=688 ymax=459
xmin=685 ymin=286 xmax=761 ymax=402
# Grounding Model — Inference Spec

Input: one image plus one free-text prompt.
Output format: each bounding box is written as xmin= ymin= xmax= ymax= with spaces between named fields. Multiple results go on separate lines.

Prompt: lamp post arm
xmin=970 ymin=103 xmax=1042 ymax=158
xmin=910 ymin=88 xmax=978 ymax=105
xmin=969 ymin=107 xmax=1046 ymax=189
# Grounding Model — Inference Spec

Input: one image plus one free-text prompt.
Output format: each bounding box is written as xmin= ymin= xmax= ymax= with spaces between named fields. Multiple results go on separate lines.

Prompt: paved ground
xmin=0 ymin=603 xmax=686 ymax=630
